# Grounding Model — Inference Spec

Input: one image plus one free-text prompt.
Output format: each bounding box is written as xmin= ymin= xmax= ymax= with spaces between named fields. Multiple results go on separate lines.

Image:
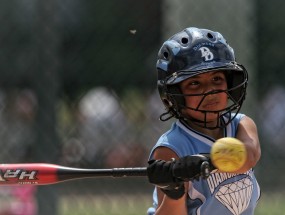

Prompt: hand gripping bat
xmin=0 ymin=162 xmax=210 ymax=186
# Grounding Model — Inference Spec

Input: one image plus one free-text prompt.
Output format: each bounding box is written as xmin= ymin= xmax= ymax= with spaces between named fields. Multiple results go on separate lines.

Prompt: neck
xmin=181 ymin=119 xmax=224 ymax=140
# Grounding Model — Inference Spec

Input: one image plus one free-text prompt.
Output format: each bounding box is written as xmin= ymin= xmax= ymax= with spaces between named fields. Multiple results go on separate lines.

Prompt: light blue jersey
xmin=147 ymin=114 xmax=260 ymax=215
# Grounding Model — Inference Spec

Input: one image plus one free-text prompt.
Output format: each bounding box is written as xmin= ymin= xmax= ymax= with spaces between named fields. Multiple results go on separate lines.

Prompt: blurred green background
xmin=0 ymin=0 xmax=284 ymax=214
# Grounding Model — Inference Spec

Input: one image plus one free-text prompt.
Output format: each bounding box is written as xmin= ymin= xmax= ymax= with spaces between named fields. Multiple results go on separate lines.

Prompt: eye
xmin=189 ymin=80 xmax=199 ymax=86
xmin=181 ymin=79 xmax=200 ymax=93
xmin=185 ymin=80 xmax=200 ymax=90
xmin=213 ymin=76 xmax=222 ymax=81
xmin=212 ymin=75 xmax=226 ymax=84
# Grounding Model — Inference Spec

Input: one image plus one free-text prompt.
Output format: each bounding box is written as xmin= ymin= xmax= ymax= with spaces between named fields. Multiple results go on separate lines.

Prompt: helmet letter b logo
xmin=199 ymin=47 xmax=214 ymax=61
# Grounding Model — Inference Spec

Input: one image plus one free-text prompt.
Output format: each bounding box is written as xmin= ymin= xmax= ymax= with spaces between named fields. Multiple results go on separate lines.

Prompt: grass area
xmin=60 ymin=194 xmax=152 ymax=215
xmin=255 ymin=193 xmax=285 ymax=215
xmin=60 ymin=192 xmax=285 ymax=215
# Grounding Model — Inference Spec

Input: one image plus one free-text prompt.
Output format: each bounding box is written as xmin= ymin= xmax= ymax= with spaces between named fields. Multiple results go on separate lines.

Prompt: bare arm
xmin=152 ymin=147 xmax=188 ymax=215
xmin=235 ymin=116 xmax=261 ymax=173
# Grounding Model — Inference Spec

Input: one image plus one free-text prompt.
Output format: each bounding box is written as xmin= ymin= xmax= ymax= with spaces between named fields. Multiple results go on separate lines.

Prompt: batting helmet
xmin=157 ymin=27 xmax=248 ymax=128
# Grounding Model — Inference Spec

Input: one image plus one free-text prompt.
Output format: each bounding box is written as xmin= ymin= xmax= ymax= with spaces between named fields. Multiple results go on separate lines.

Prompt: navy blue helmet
xmin=157 ymin=27 xmax=248 ymax=128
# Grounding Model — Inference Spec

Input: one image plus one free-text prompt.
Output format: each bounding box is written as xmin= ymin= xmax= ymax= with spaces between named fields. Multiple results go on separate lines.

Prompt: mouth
xmin=202 ymin=101 xmax=219 ymax=109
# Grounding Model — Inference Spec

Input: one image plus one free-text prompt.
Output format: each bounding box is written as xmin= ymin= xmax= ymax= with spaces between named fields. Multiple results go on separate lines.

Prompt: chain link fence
xmin=0 ymin=1 xmax=284 ymax=214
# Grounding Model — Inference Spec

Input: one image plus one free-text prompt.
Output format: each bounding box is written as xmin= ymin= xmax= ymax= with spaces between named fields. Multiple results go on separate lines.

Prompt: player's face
xmin=180 ymin=71 xmax=228 ymax=123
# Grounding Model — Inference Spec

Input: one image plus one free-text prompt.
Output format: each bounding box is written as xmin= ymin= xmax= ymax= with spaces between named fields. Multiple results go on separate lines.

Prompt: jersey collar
xmin=177 ymin=118 xmax=233 ymax=146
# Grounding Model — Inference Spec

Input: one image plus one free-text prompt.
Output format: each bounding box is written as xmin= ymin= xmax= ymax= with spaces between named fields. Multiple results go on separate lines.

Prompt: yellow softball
xmin=210 ymin=137 xmax=247 ymax=172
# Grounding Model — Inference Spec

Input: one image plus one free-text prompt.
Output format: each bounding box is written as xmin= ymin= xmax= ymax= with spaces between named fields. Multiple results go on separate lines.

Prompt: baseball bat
xmin=0 ymin=163 xmax=147 ymax=186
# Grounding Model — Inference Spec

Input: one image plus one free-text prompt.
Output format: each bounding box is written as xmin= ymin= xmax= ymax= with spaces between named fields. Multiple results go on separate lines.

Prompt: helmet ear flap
xmin=158 ymin=80 xmax=173 ymax=108
xmin=225 ymin=66 xmax=248 ymax=104
xmin=158 ymin=81 xmax=184 ymax=118
xmin=167 ymin=85 xmax=185 ymax=110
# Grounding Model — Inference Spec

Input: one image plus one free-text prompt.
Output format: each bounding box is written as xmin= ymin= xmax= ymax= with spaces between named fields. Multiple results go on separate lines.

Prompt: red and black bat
xmin=0 ymin=163 xmax=147 ymax=186
xmin=0 ymin=161 xmax=210 ymax=186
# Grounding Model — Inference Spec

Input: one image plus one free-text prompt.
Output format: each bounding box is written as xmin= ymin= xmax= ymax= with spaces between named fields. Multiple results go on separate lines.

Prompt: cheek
xmin=184 ymin=96 xmax=201 ymax=108
xmin=221 ymin=93 xmax=228 ymax=106
xmin=184 ymin=93 xmax=228 ymax=109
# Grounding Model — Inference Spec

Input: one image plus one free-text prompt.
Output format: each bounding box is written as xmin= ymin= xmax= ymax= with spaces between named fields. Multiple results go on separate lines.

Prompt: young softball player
xmin=147 ymin=27 xmax=261 ymax=215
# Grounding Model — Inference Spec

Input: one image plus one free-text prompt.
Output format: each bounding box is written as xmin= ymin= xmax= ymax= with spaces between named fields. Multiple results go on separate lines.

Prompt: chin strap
xmin=159 ymin=110 xmax=176 ymax=121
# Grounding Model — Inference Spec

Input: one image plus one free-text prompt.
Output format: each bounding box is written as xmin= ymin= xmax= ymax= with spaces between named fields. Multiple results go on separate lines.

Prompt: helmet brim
xmin=165 ymin=62 xmax=244 ymax=85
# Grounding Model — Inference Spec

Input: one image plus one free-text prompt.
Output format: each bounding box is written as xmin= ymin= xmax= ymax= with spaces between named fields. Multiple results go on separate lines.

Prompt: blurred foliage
xmin=256 ymin=0 xmax=285 ymax=96
xmin=0 ymin=1 xmax=161 ymax=100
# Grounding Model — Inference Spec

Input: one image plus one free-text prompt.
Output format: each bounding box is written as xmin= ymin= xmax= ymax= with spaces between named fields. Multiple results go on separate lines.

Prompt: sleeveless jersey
xmin=147 ymin=114 xmax=260 ymax=215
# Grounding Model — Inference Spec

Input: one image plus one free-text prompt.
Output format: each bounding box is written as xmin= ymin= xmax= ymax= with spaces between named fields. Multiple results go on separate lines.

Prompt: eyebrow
xmin=188 ymin=71 xmax=224 ymax=80
xmin=194 ymin=70 xmax=224 ymax=79
xmin=212 ymin=71 xmax=224 ymax=74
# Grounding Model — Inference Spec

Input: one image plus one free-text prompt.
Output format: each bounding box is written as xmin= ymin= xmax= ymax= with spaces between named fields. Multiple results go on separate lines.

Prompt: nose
xmin=203 ymin=85 xmax=219 ymax=96
xmin=203 ymin=81 xmax=225 ymax=95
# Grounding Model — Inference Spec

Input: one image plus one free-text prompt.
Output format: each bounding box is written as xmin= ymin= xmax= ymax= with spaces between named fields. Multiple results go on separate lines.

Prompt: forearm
xmin=147 ymin=148 xmax=210 ymax=214
xmin=236 ymin=116 xmax=261 ymax=173
xmin=155 ymin=192 xmax=187 ymax=215
xmin=237 ymin=138 xmax=260 ymax=173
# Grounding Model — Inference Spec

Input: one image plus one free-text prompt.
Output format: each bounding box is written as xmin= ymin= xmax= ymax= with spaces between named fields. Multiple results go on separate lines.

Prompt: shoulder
xmin=234 ymin=113 xmax=246 ymax=121
xmin=235 ymin=113 xmax=257 ymax=127
xmin=230 ymin=113 xmax=246 ymax=130
xmin=238 ymin=115 xmax=258 ymax=133
xmin=157 ymin=121 xmax=189 ymax=145
xmin=148 ymin=121 xmax=193 ymax=160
